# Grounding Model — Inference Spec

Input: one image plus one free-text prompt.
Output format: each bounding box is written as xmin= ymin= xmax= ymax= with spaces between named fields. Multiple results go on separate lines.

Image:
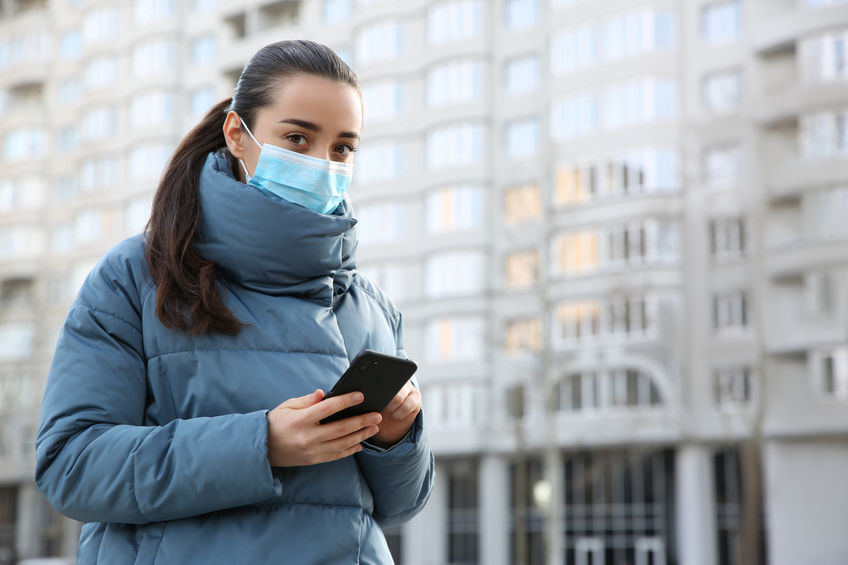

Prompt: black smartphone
xmin=319 ymin=349 xmax=418 ymax=424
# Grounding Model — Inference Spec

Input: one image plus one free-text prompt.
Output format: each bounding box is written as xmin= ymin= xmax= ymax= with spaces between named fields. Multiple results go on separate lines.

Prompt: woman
xmin=34 ymin=40 xmax=434 ymax=564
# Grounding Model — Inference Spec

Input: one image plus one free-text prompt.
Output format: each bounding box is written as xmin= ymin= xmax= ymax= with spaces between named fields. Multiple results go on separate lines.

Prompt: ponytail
xmin=144 ymin=98 xmax=247 ymax=335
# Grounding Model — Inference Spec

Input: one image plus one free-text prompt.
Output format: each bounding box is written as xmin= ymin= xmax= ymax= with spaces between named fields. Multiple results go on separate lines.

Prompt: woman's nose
xmin=306 ymin=147 xmax=331 ymax=160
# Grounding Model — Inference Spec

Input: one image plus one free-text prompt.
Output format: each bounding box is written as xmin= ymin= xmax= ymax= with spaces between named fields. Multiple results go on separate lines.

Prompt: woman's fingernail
xmin=353 ymin=392 xmax=364 ymax=402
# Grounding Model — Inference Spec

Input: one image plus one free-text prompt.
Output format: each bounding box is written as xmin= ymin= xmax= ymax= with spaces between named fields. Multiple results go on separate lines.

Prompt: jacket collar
xmin=194 ymin=151 xmax=358 ymax=303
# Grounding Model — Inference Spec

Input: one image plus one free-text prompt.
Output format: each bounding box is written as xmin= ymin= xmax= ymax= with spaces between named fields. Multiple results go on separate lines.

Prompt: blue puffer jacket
xmin=34 ymin=151 xmax=434 ymax=564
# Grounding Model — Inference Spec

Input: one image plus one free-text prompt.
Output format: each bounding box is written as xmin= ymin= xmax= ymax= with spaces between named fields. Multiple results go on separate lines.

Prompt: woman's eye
xmin=286 ymin=134 xmax=307 ymax=146
xmin=335 ymin=144 xmax=355 ymax=156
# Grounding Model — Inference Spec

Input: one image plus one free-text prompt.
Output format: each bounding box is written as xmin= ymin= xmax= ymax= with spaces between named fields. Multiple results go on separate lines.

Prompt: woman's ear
xmin=222 ymin=111 xmax=247 ymax=159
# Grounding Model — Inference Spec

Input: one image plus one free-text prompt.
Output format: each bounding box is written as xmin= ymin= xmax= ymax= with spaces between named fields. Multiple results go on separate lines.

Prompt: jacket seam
xmin=147 ymin=349 xmax=348 ymax=362
xmin=351 ymin=280 xmax=399 ymax=327
xmin=78 ymin=303 xmax=143 ymax=336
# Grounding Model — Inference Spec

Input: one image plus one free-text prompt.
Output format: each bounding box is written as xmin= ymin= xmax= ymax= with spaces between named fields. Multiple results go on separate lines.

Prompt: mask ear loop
xmin=237 ymin=114 xmax=262 ymax=182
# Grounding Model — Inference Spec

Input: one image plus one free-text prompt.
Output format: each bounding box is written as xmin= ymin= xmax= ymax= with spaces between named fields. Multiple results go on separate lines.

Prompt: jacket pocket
xmin=133 ymin=522 xmax=166 ymax=565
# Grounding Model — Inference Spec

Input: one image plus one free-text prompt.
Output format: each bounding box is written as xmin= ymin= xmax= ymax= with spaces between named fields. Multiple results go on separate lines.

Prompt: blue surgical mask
xmin=238 ymin=117 xmax=354 ymax=215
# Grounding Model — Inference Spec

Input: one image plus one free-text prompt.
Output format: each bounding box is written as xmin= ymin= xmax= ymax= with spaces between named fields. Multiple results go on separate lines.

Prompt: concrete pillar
xmin=675 ymin=445 xmax=717 ymax=565
xmin=402 ymin=463 xmax=447 ymax=565
xmin=15 ymin=482 xmax=43 ymax=560
xmin=480 ymin=454 xmax=510 ymax=565
xmin=61 ymin=516 xmax=81 ymax=559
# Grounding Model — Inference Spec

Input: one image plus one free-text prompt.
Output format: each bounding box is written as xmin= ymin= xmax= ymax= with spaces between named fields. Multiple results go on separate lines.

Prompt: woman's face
xmin=224 ymin=74 xmax=363 ymax=182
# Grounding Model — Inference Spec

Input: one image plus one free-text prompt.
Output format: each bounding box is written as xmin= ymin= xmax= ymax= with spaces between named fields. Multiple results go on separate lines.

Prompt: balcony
xmin=766 ymin=239 xmax=848 ymax=278
xmin=754 ymin=82 xmax=848 ymax=126
xmin=769 ymin=157 xmax=848 ymax=201
xmin=754 ymin=4 xmax=848 ymax=55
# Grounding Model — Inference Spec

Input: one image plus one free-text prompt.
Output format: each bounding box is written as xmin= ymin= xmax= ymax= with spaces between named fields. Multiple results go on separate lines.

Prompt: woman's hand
xmin=370 ymin=381 xmax=421 ymax=448
xmin=266 ymin=389 xmax=382 ymax=467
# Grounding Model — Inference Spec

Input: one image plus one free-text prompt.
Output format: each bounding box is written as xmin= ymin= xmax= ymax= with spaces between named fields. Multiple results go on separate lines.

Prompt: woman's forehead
xmin=262 ymin=75 xmax=362 ymax=132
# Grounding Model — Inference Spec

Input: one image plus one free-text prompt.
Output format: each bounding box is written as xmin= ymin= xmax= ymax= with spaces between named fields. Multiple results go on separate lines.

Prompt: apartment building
xmin=1 ymin=0 xmax=848 ymax=564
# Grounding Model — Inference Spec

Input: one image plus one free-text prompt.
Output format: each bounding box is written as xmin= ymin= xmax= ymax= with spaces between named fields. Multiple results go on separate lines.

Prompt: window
xmin=806 ymin=0 xmax=848 ymax=6
xmin=505 ymin=118 xmax=539 ymax=159
xmin=0 ymin=227 xmax=44 ymax=258
xmin=426 ymin=59 xmax=483 ymax=108
xmin=80 ymin=156 xmax=117 ymax=192
xmin=3 ymin=128 xmax=46 ymax=161
xmin=553 ymin=231 xmax=599 ymax=275
xmin=603 ymin=8 xmax=675 ymax=60
xmin=446 ymin=463 xmax=480 ymax=563
xmin=355 ymin=20 xmax=403 ymax=64
xmin=191 ymin=34 xmax=217 ymax=65
xmin=134 ymin=0 xmax=174 ymax=25
xmin=356 ymin=201 xmax=405 ymax=244
xmin=84 ymin=55 xmax=118 ymax=90
xmin=362 ymin=80 xmax=403 ymax=124
xmin=426 ymin=185 xmax=483 ymax=233
xmin=193 ymin=0 xmax=216 ymax=10
xmin=703 ymin=142 xmax=742 ymax=185
xmin=190 ymin=86 xmax=215 ymax=118
xmin=426 ymin=251 xmax=484 ymax=297
xmin=504 ymin=53 xmax=539 ymax=96
xmin=801 ymin=186 xmax=848 ymax=240
xmin=505 ymin=317 xmax=541 ymax=355
xmin=126 ymin=196 xmax=153 ymax=235
xmin=0 ymin=324 xmax=34 ymax=361
xmin=0 ymin=177 xmax=45 ymax=213
xmin=608 ymin=295 xmax=652 ymax=336
xmin=560 ymin=369 xmax=662 ymax=412
xmin=360 ymin=262 xmax=407 ymax=301
xmin=813 ymin=347 xmax=848 ymax=399
xmin=74 ymin=209 xmax=104 ymax=244
xmin=83 ymin=6 xmax=120 ymax=45
xmin=355 ymin=140 xmax=402 ymax=183
xmin=52 ymin=223 xmax=73 ymax=253
xmin=58 ymin=76 xmax=82 ymax=106
xmin=426 ymin=317 xmax=484 ymax=362
xmin=714 ymin=367 xmax=751 ymax=407
xmin=80 ymin=157 xmax=117 ymax=192
xmin=129 ymin=143 xmax=172 ymax=181
xmin=556 ymin=147 xmax=678 ymax=206
xmin=427 ymin=0 xmax=483 ymax=46
xmin=550 ymin=24 xmax=596 ymax=75
xmin=505 ymin=0 xmax=538 ymax=31
xmin=701 ymin=0 xmax=741 ymax=45
xmin=804 ymin=271 xmax=835 ymax=315
xmin=800 ymin=110 xmax=848 ymax=158
xmin=555 ymin=301 xmax=601 ymax=345
xmin=702 ymin=69 xmax=742 ymax=114
xmin=425 ymin=383 xmax=477 ymax=428
xmin=0 ymin=31 xmax=50 ymax=69
xmin=54 ymin=176 xmax=77 ymax=203
xmin=713 ymin=290 xmax=748 ymax=332
xmin=60 ymin=29 xmax=82 ymax=60
xmin=0 ymin=370 xmax=32 ymax=413
xmin=132 ymin=39 xmax=176 ymax=76
xmin=83 ymin=106 xmax=117 ymax=140
xmin=710 ymin=217 xmax=745 ymax=259
xmin=130 ymin=90 xmax=174 ymax=128
xmin=426 ymin=123 xmax=484 ymax=170
xmin=601 ymin=78 xmax=677 ymax=129
xmin=799 ymin=30 xmax=848 ymax=83
xmin=505 ymin=249 xmax=538 ymax=290
xmin=57 ymin=126 xmax=79 ymax=152
xmin=324 ymin=0 xmax=352 ymax=25
xmin=550 ymin=92 xmax=597 ymax=140
xmin=504 ymin=183 xmax=541 ymax=223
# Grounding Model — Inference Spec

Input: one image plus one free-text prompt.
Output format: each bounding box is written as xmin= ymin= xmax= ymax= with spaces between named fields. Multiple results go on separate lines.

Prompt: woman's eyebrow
xmin=278 ymin=118 xmax=360 ymax=140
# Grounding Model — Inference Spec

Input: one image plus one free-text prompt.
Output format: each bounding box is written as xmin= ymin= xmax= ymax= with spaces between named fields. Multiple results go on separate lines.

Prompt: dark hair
xmin=145 ymin=40 xmax=360 ymax=335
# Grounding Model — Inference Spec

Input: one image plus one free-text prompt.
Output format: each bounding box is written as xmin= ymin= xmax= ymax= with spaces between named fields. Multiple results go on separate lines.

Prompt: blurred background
xmin=1 ymin=0 xmax=848 ymax=564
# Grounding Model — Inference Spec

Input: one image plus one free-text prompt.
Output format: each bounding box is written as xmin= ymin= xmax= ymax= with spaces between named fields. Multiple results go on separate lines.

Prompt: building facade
xmin=1 ymin=0 xmax=848 ymax=564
